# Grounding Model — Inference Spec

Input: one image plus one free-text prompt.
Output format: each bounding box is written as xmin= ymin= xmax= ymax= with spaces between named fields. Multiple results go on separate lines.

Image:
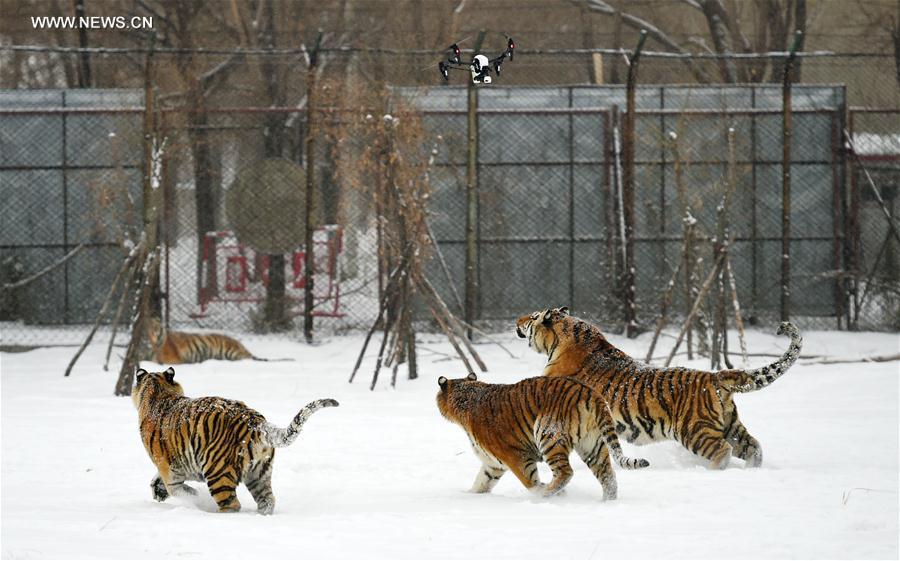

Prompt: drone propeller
xmin=439 ymin=61 xmax=449 ymax=81
xmin=493 ymin=59 xmax=502 ymax=76
xmin=448 ymin=43 xmax=461 ymax=64
xmin=506 ymin=37 xmax=515 ymax=61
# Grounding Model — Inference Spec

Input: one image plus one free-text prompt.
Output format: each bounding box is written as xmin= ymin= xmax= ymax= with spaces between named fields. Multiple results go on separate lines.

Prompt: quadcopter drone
xmin=438 ymin=37 xmax=516 ymax=85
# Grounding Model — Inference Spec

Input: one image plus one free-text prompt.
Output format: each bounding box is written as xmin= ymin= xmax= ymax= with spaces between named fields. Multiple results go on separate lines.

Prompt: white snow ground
xmin=1 ymin=327 xmax=898 ymax=559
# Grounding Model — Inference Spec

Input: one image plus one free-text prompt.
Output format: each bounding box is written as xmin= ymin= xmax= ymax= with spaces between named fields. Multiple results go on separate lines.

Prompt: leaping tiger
xmin=515 ymin=307 xmax=802 ymax=469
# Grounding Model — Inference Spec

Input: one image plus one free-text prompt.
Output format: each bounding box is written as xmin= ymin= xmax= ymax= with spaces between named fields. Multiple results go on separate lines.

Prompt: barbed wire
xmin=0 ymin=43 xmax=893 ymax=59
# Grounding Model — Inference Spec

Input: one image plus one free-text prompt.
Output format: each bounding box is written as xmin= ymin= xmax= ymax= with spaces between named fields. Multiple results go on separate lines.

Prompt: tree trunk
xmin=792 ymin=0 xmax=807 ymax=81
xmin=699 ymin=0 xmax=738 ymax=83
xmin=190 ymin=98 xmax=217 ymax=303
xmin=259 ymin=0 xmax=292 ymax=332
xmin=894 ymin=23 xmax=900 ymax=92
xmin=73 ymin=0 xmax=92 ymax=87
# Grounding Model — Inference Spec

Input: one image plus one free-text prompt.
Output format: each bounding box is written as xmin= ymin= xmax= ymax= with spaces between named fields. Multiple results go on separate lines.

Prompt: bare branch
xmin=134 ymin=0 xmax=173 ymax=31
xmin=687 ymin=36 xmax=716 ymax=55
xmin=1 ymin=244 xmax=85 ymax=292
xmin=200 ymin=52 xmax=242 ymax=96
xmin=697 ymin=0 xmax=739 ymax=82
xmin=675 ymin=0 xmax=704 ymax=10
xmin=580 ymin=0 xmax=710 ymax=82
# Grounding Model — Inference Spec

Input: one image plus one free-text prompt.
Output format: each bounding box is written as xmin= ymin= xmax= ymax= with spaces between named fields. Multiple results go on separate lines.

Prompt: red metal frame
xmin=192 ymin=225 xmax=344 ymax=318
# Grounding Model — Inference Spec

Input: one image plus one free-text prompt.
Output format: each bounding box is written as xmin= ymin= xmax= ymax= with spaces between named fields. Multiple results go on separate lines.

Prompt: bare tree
xmin=119 ymin=1 xmax=243 ymax=310
xmin=578 ymin=0 xmax=809 ymax=83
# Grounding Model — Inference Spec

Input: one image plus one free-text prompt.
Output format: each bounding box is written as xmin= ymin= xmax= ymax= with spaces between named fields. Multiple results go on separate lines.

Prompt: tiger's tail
xmin=593 ymin=399 xmax=650 ymax=470
xmin=721 ymin=321 xmax=802 ymax=393
xmin=263 ymin=398 xmax=339 ymax=448
xmin=605 ymin=433 xmax=650 ymax=470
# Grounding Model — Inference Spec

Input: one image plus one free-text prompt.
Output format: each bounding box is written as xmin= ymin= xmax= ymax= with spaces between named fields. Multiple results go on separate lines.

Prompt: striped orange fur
xmin=146 ymin=319 xmax=289 ymax=364
xmin=436 ymin=373 xmax=648 ymax=500
xmin=516 ymin=307 xmax=802 ymax=469
xmin=132 ymin=367 xmax=338 ymax=513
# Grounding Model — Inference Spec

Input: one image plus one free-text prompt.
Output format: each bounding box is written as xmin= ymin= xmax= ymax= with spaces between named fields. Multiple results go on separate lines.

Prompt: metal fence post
xmin=464 ymin=30 xmax=486 ymax=340
xmin=830 ymin=103 xmax=846 ymax=329
xmin=781 ymin=30 xmax=803 ymax=322
xmin=61 ymin=91 xmax=69 ymax=323
xmin=603 ymin=107 xmax=616 ymax=309
xmin=623 ymin=30 xmax=647 ymax=338
xmin=304 ymin=32 xmax=323 ymax=344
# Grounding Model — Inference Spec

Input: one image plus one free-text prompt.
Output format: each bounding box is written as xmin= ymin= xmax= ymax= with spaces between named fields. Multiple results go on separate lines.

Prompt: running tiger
xmin=146 ymin=318 xmax=291 ymax=364
xmin=436 ymin=373 xmax=649 ymax=500
xmin=515 ymin=307 xmax=802 ymax=469
xmin=132 ymin=367 xmax=338 ymax=514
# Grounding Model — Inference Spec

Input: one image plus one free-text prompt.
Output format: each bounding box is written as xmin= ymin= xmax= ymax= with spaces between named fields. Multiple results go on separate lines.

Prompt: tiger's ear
xmin=466 ymin=372 xmax=477 ymax=381
xmin=136 ymin=368 xmax=148 ymax=382
xmin=559 ymin=306 xmax=570 ymax=315
xmin=542 ymin=308 xmax=553 ymax=325
xmin=164 ymin=367 xmax=175 ymax=383
xmin=438 ymin=376 xmax=448 ymax=389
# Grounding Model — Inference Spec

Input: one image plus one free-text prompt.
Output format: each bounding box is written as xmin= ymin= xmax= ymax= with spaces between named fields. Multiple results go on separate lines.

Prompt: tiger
xmin=145 ymin=317 xmax=292 ymax=364
xmin=515 ymin=307 xmax=802 ymax=469
xmin=132 ymin=366 xmax=338 ymax=514
xmin=436 ymin=372 xmax=649 ymax=500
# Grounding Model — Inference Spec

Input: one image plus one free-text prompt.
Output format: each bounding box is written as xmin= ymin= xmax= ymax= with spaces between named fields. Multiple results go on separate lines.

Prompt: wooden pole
xmin=114 ymin=248 xmax=159 ymax=396
xmin=304 ymin=32 xmax=323 ymax=344
xmin=725 ymin=256 xmax=749 ymax=366
xmin=113 ymin=52 xmax=160 ymax=396
xmin=103 ymin=261 xmax=136 ymax=371
xmin=667 ymin=132 xmax=695 ymax=359
xmin=65 ymin=248 xmax=138 ymax=377
xmin=464 ymin=30 xmax=486 ymax=340
xmin=781 ymin=30 xmax=802 ymax=322
xmin=73 ymin=0 xmax=92 ymax=87
xmin=420 ymin=276 xmax=487 ymax=372
xmin=622 ymin=30 xmax=647 ymax=338
xmin=664 ymin=251 xmax=725 ymax=367
xmin=142 ymin=49 xmax=161 ymax=319
xmin=644 ymin=234 xmax=689 ymax=363
xmin=349 ymin=262 xmax=404 ymax=384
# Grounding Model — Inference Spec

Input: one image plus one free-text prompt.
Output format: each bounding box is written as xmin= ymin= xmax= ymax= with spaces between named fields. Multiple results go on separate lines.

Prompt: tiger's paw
xmin=541 ymin=487 xmax=568 ymax=499
xmin=745 ymin=450 xmax=763 ymax=468
xmin=257 ymin=503 xmax=275 ymax=515
xmin=601 ymin=478 xmax=618 ymax=501
xmin=150 ymin=477 xmax=169 ymax=502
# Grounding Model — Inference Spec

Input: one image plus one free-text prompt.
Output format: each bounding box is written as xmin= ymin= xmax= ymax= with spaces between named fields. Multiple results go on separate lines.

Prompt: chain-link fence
xmin=0 ymin=90 xmax=144 ymax=346
xmin=847 ymin=108 xmax=900 ymax=330
xmin=1 ymin=48 xmax=898 ymax=347
xmin=155 ymin=106 xmax=380 ymax=337
xmin=409 ymin=84 xmax=856 ymax=333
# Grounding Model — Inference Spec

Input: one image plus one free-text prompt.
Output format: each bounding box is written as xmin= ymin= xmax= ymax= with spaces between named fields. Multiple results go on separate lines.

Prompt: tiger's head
xmin=515 ymin=306 xmax=570 ymax=355
xmin=435 ymin=372 xmax=482 ymax=422
xmin=132 ymin=366 xmax=184 ymax=410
